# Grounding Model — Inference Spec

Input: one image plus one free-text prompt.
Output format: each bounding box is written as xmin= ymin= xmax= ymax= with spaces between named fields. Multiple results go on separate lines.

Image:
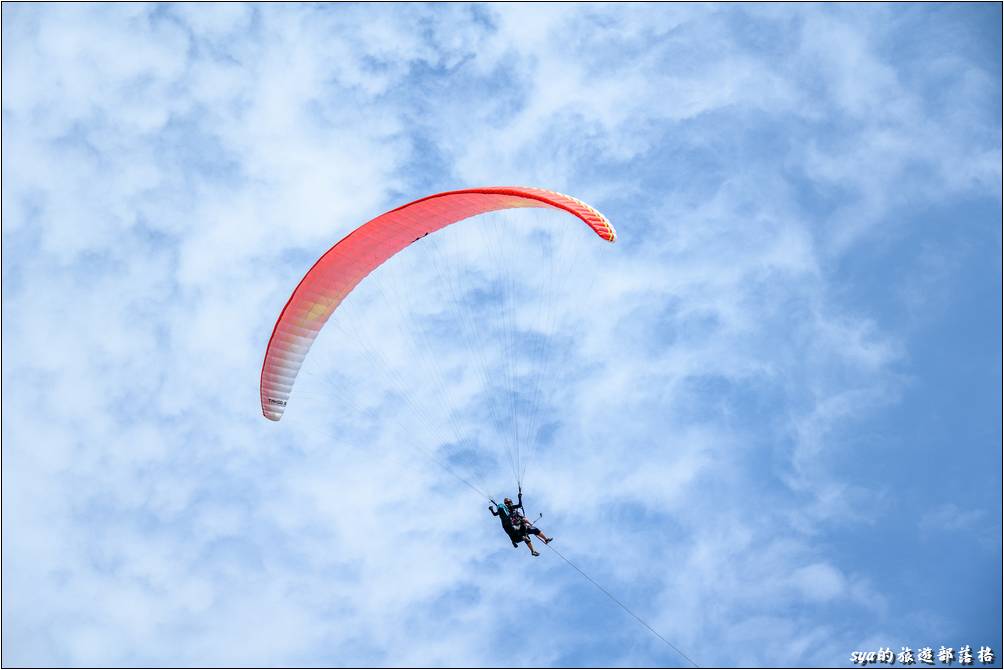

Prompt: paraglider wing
xmin=260 ymin=186 xmax=616 ymax=421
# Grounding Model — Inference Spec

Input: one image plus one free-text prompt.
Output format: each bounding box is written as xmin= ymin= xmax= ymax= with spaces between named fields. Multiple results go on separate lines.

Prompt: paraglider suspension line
xmin=542 ymin=542 xmax=700 ymax=668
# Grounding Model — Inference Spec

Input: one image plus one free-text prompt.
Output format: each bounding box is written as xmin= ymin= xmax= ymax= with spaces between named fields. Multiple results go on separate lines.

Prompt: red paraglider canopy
xmin=260 ymin=186 xmax=615 ymax=421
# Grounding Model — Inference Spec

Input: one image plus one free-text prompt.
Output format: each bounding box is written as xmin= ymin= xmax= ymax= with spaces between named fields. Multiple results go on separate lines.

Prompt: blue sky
xmin=2 ymin=3 xmax=1001 ymax=667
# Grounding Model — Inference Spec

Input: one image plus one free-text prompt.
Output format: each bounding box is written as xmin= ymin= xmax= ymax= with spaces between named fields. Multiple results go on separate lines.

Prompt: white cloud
xmin=919 ymin=503 xmax=987 ymax=535
xmin=791 ymin=562 xmax=846 ymax=601
xmin=3 ymin=3 xmax=999 ymax=666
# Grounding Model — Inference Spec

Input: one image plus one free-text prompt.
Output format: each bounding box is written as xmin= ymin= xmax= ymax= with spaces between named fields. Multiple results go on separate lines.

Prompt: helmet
xmin=503 ymin=497 xmax=513 ymax=505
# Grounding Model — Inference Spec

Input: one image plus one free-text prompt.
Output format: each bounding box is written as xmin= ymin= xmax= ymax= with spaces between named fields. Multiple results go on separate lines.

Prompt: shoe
xmin=544 ymin=537 xmax=553 ymax=544
xmin=531 ymin=550 xmax=540 ymax=557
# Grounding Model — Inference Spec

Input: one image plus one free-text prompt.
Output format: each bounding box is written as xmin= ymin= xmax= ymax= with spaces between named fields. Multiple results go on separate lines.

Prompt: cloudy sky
xmin=3 ymin=3 xmax=1001 ymax=667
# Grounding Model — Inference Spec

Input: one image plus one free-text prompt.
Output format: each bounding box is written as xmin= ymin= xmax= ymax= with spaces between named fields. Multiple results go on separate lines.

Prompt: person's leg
xmin=525 ymin=537 xmax=539 ymax=556
xmin=528 ymin=527 xmax=552 ymax=544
